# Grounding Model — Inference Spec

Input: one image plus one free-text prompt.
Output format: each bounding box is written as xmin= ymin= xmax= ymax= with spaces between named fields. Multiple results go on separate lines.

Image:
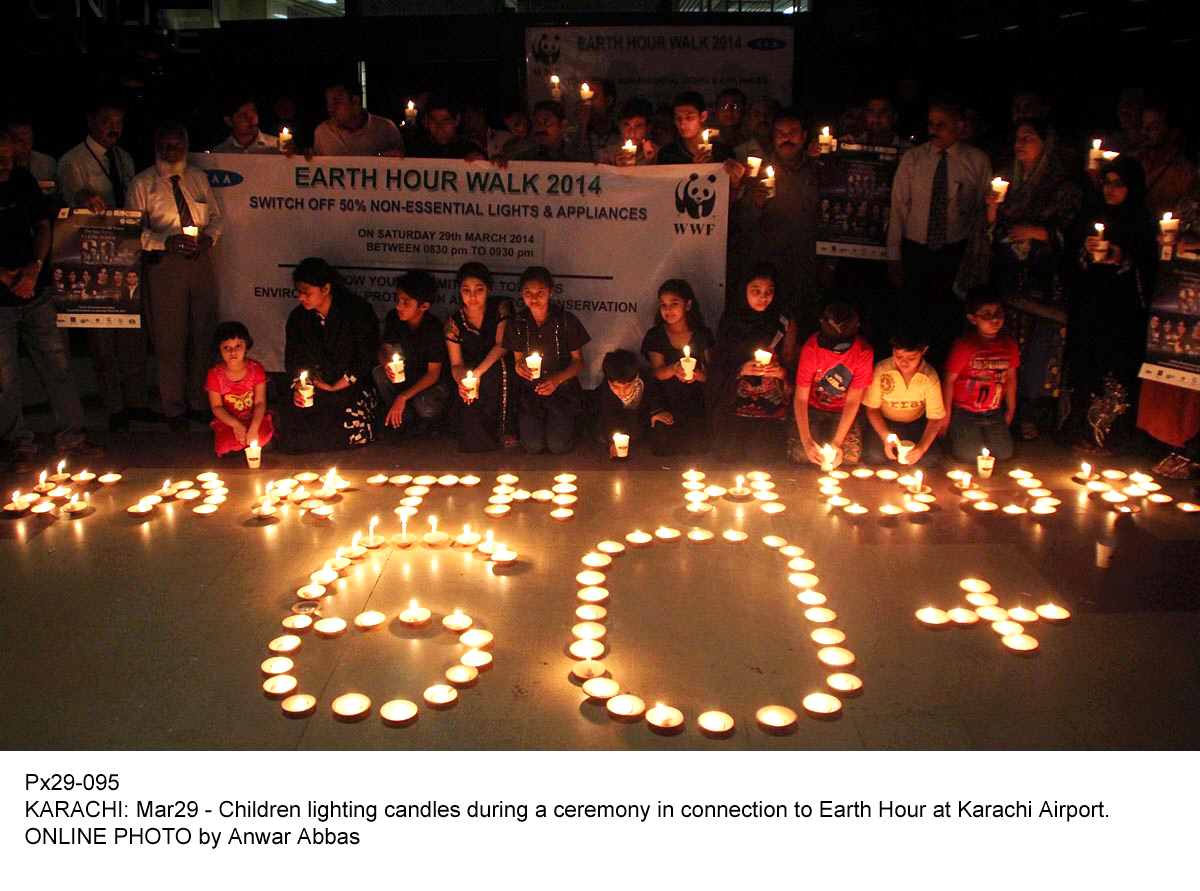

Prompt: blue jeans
xmin=0 ymin=292 xmax=86 ymax=451
xmin=947 ymin=408 xmax=1013 ymax=463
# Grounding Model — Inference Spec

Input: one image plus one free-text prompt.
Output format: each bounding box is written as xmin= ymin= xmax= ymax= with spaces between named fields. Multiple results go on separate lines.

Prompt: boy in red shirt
xmin=791 ymin=302 xmax=874 ymax=467
xmin=942 ymin=287 xmax=1020 ymax=463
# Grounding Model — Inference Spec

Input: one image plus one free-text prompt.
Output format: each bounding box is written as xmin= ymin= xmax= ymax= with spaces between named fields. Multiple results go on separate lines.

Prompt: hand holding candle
xmin=279 ymin=127 xmax=293 ymax=153
xmin=296 ymin=370 xmax=314 ymax=407
xmin=991 ymin=176 xmax=1009 ymax=203
xmin=386 ymin=353 xmax=406 ymax=384
xmin=818 ymin=443 xmax=837 ymax=472
xmin=761 ymin=165 xmax=776 ymax=199
xmin=525 ymin=352 xmax=542 ymax=380
xmin=463 ymin=369 xmax=478 ymax=402
xmin=679 ymin=344 xmax=697 ymax=381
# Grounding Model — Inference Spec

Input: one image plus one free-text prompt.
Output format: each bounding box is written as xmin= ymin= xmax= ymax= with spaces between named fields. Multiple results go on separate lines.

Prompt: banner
xmin=815 ymin=144 xmax=899 ymax=261
xmin=525 ymin=25 xmax=794 ymax=110
xmin=1139 ymin=253 xmax=1200 ymax=392
xmin=192 ymin=154 xmax=728 ymax=386
xmin=46 ymin=208 xmax=144 ymax=328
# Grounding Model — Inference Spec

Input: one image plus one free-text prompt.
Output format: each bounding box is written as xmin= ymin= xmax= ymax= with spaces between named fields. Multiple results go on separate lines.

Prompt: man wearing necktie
xmin=126 ymin=122 xmax=224 ymax=432
xmin=887 ymin=100 xmax=992 ymax=365
xmin=57 ymin=95 xmax=158 ymax=433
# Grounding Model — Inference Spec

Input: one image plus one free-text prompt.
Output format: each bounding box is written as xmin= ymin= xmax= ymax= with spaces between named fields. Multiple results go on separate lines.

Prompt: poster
xmin=525 ymin=25 xmax=794 ymax=110
xmin=815 ymin=144 xmax=899 ymax=261
xmin=192 ymin=154 xmax=728 ymax=386
xmin=1139 ymin=253 xmax=1200 ymax=392
xmin=46 ymin=208 xmax=144 ymax=328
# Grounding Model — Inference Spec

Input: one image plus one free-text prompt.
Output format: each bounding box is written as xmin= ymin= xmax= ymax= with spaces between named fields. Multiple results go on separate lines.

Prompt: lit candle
xmin=907 ymin=470 xmax=929 ymax=494
xmin=363 ymin=517 xmax=385 ymax=549
xmin=442 ymin=609 xmax=473 ymax=632
xmin=325 ymin=547 xmax=351 ymax=574
xmin=579 ymin=82 xmax=593 ymax=101
xmin=761 ymin=165 xmax=776 ymax=199
xmin=244 ymin=439 xmax=261 ymax=469
xmin=477 ymin=530 xmax=496 ymax=556
xmin=490 ymin=543 xmax=518 ymax=566
xmin=606 ymin=694 xmax=645 ymax=720
xmin=446 ymin=664 xmax=479 ymax=687
xmin=818 ymin=443 xmax=837 ymax=472
xmin=278 ymin=126 xmax=292 ymax=153
xmin=802 ymin=692 xmax=842 ymax=716
xmin=679 ymin=344 xmax=696 ymax=381
xmin=423 ymin=685 xmax=458 ymax=707
xmin=98 ymin=472 xmax=121 ymax=485
xmin=1088 ymin=138 xmax=1104 ymax=171
xmin=525 ymin=352 xmax=542 ymax=379
xmin=331 ymin=693 xmax=371 ymax=720
xmin=612 ymin=432 xmax=630 ymax=458
xmin=991 ymin=176 xmax=1009 ymax=203
xmin=462 ymin=369 xmax=478 ymax=402
xmin=818 ymin=126 xmax=834 ymax=153
xmin=647 ymin=702 xmax=684 ymax=731
xmin=4 ymin=491 xmax=29 ymax=514
xmin=423 ymin=515 xmax=449 ymax=547
xmin=1001 ymin=633 xmax=1039 ymax=652
xmin=455 ymin=524 xmax=481 ymax=548
xmin=753 ymin=348 xmax=773 ymax=366
xmin=1035 ymin=602 xmax=1070 ymax=621
xmin=745 ymin=155 xmax=763 ymax=177
xmin=399 ymin=599 xmax=431 ymax=627
xmin=1159 ymin=211 xmax=1180 ymax=242
xmin=380 ymin=699 xmax=419 ymax=725
xmin=70 ymin=469 xmax=96 ymax=484
xmin=682 ymin=468 xmax=705 ymax=482
xmin=181 ymin=225 xmax=199 ymax=239
xmin=550 ymin=75 xmax=562 ymax=101
xmin=976 ymin=448 xmax=995 ymax=479
xmin=314 ymin=617 xmax=347 ymax=638
xmin=353 ymin=611 xmax=386 ymax=631
xmin=296 ymin=370 xmax=314 ymax=407
xmin=280 ymin=694 xmax=316 ymax=717
xmin=1091 ymin=223 xmax=1108 ymax=261
xmin=755 ymin=705 xmax=797 ymax=730
xmin=620 ymin=138 xmax=636 ymax=164
xmin=405 ymin=100 xmax=417 ymax=127
xmin=625 ymin=529 xmax=653 ymax=546
xmin=915 ymin=607 xmax=950 ymax=626
xmin=726 ymin=474 xmax=753 ymax=500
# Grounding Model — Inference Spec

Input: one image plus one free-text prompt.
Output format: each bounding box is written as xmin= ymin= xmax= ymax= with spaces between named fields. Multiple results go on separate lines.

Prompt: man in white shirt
xmin=211 ymin=95 xmax=280 ymax=154
xmin=125 ymin=122 xmax=223 ymax=431
xmin=57 ymin=96 xmax=159 ymax=432
xmin=313 ymin=77 xmax=404 ymax=157
xmin=887 ymin=99 xmax=991 ymax=362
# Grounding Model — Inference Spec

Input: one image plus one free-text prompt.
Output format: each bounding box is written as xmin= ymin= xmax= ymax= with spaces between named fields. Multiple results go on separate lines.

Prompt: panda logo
xmin=530 ymin=32 xmax=561 ymax=66
xmin=675 ymin=173 xmax=718 ymax=219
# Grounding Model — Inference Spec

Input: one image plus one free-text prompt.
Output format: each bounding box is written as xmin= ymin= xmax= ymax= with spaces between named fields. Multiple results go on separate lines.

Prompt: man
xmin=5 ymin=113 xmax=57 ymax=193
xmin=1133 ymin=102 xmax=1199 ymax=219
xmin=510 ymin=101 xmax=589 ymax=162
xmin=656 ymin=92 xmax=734 ymax=165
xmin=126 ymin=122 xmax=223 ymax=432
xmin=313 ymin=77 xmax=404 ymax=157
xmin=888 ymin=99 xmax=991 ymax=363
xmin=1104 ymin=87 xmax=1144 ymax=155
xmin=859 ymin=92 xmax=905 ymax=149
xmin=713 ymin=88 xmax=749 ymax=149
xmin=572 ymin=78 xmax=621 ymax=162
xmin=596 ymin=97 xmax=657 ymax=166
xmin=0 ymin=132 xmax=102 ymax=472
xmin=211 ymin=94 xmax=279 ymax=154
xmin=58 ymin=96 xmax=159 ymax=433
xmin=735 ymin=96 xmax=778 ymax=164
xmin=736 ymin=107 xmax=820 ymax=324
xmin=406 ymin=92 xmax=485 ymax=160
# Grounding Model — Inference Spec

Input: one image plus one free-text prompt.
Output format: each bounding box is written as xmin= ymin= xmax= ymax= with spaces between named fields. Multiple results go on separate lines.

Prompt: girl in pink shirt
xmin=206 ymin=321 xmax=275 ymax=456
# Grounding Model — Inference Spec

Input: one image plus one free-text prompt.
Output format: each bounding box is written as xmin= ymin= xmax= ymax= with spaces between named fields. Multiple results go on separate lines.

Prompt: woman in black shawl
xmin=276 ymin=257 xmax=380 ymax=453
xmin=1063 ymin=156 xmax=1158 ymax=453
xmin=707 ymin=262 xmax=799 ymax=463
xmin=987 ymin=118 xmax=1083 ymax=441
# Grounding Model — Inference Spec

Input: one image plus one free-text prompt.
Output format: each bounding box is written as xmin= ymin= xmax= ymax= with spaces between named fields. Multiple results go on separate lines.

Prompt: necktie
xmin=105 ymin=148 xmax=125 ymax=207
xmin=927 ymin=149 xmax=948 ymax=251
xmin=170 ymin=175 xmax=195 ymax=228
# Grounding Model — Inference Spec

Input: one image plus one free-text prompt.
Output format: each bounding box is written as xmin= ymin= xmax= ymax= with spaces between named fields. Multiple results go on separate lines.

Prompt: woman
xmin=275 ymin=257 xmax=380 ymax=453
xmin=987 ymin=117 xmax=1082 ymax=441
xmin=707 ymin=262 xmax=799 ymax=463
xmin=1064 ymin=156 xmax=1158 ymax=455
xmin=444 ymin=262 xmax=516 ymax=452
xmin=640 ymin=278 xmax=713 ymax=454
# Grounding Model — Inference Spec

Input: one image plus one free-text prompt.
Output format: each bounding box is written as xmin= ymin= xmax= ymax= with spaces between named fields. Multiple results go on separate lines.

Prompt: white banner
xmin=191 ymin=154 xmax=728 ymax=386
xmin=525 ymin=25 xmax=794 ymax=109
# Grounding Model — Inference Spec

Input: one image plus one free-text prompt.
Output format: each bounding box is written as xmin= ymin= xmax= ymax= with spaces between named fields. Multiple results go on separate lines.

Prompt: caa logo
xmin=675 ymin=173 xmax=718 ymax=219
xmin=530 ymin=32 xmax=560 ymax=66
xmin=204 ymin=170 xmax=244 ymax=188
xmin=747 ymin=37 xmax=787 ymax=50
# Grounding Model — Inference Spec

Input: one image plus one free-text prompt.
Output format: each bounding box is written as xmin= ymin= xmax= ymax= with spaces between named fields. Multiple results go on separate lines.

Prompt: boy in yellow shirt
xmin=863 ymin=325 xmax=946 ymax=466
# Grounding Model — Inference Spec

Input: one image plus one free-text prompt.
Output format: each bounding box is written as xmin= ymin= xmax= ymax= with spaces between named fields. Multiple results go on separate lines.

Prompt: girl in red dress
xmin=206 ymin=321 xmax=274 ymax=456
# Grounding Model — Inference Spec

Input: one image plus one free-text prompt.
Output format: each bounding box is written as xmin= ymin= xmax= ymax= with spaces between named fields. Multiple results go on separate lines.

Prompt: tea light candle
xmin=455 ymin=524 xmax=481 ymax=549
xmin=572 ymin=659 xmax=606 ymax=680
xmin=976 ymin=606 xmax=1008 ymax=622
xmin=756 ymin=705 xmax=797 ymax=730
xmin=687 ymin=528 xmax=714 ymax=543
xmin=576 ymin=569 xmax=607 ymax=587
xmin=626 ymin=529 xmax=653 ymax=547
xmin=976 ymin=448 xmax=995 ymax=479
xmin=261 ymin=656 xmax=295 ymax=675
xmin=788 ymin=571 xmax=819 ymax=589
xmin=459 ymin=628 xmax=493 ymax=649
xmin=325 ymin=548 xmax=351 ymax=574
xmin=797 ymin=590 xmax=826 ymax=606
xmin=573 ymin=621 xmax=606 ymax=642
xmin=126 ymin=501 xmax=154 ymax=515
xmin=966 ymin=592 xmax=998 ymax=608
xmin=827 ymin=495 xmax=851 ymax=508
xmin=530 ymin=489 xmax=554 ymax=502
xmin=461 ymin=648 xmax=493 ymax=670
xmin=726 ymin=475 xmax=753 ymax=500
xmin=972 ymin=500 xmax=999 ymax=512
xmin=827 ymin=673 xmax=862 ymax=694
xmin=1007 ymin=606 xmax=1039 ymax=623
xmin=1002 ymin=504 xmax=1028 ymax=516
xmin=353 ymin=611 xmax=386 ymax=631
xmin=48 ymin=460 xmax=69 ymax=483
xmin=704 ymin=484 xmax=727 ymax=498
xmin=525 ymin=352 xmax=542 ymax=379
xmin=549 ymin=508 xmax=574 ymax=521
xmin=1035 ymin=602 xmax=1070 ymax=621
xmin=647 ymin=702 xmax=684 ymax=731
xmin=802 ymin=693 xmax=842 ymax=716
xmin=490 ymin=545 xmax=518 ymax=565
xmin=70 ymin=469 xmax=96 ymax=484
xmin=961 ymin=577 xmax=992 ymax=594
xmin=1147 ymin=493 xmax=1173 ymax=504
xmin=296 ymin=583 xmax=325 ymax=601
xmin=581 ymin=551 xmax=613 ymax=569
xmin=192 ymin=503 xmax=218 ymax=516
xmin=606 ymin=694 xmax=645 ymax=719
xmin=850 ymin=467 xmax=874 ymax=479
xmin=915 ymin=607 xmax=950 ymax=626
xmin=811 ymin=627 xmax=845 ymax=645
xmin=723 ymin=529 xmax=749 ymax=543
xmin=477 ymin=530 xmax=496 ymax=555
xmin=98 ymin=472 xmax=122 ymax=485
xmin=366 ymin=473 xmax=388 ymax=487
xmin=551 ymin=493 xmax=578 ymax=506
xmin=682 ymin=469 xmax=705 ymax=482
xmin=654 ymin=526 xmax=681 ymax=542
xmin=698 ymin=711 xmax=735 ymax=736
xmin=444 ymin=664 xmax=479 ymax=688
xmin=570 ymin=639 xmax=605 ymax=660
xmin=380 ymin=699 xmax=419 ymax=725
xmin=962 ymin=488 xmax=989 ymax=501
xmin=442 ymin=609 xmax=473 ymax=632
xmin=577 ymin=604 xmax=607 ymax=621
xmin=281 ymin=615 xmax=311 ymax=633
xmin=904 ymin=500 xmax=931 ymax=514
xmin=762 ymin=535 xmax=788 ymax=548
xmin=4 ymin=492 xmax=30 ymax=515
xmin=805 ymin=607 xmax=837 ymax=623
xmin=875 ymin=468 xmax=899 ymax=481
xmin=597 ymin=540 xmax=625 ymax=556
xmin=1101 ymin=491 xmax=1128 ymax=505
xmin=310 ymin=567 xmax=339 ymax=587
xmin=391 ymin=519 xmax=417 ymax=548
xmin=578 ymin=586 xmax=609 ymax=603
xmin=947 ymin=607 xmax=979 ymax=625
xmin=399 ymin=600 xmax=432 ymax=627
xmin=268 ymin=634 xmax=302 ymax=655
xmin=878 ymin=504 xmax=903 ymax=517
xmin=1175 ymin=502 xmax=1199 ymax=512
xmin=459 ymin=474 xmax=481 ymax=487
xmin=423 ymin=685 xmax=458 ymax=707
xmin=314 ymin=617 xmax=347 ymax=638
xmin=619 ymin=138 xmax=637 ymax=163
xmin=388 ymin=474 xmax=412 ymax=486
xmin=817 ymin=646 xmax=855 ymax=667
xmin=1001 ymin=633 xmax=1039 ymax=652
xmin=280 ymin=694 xmax=316 ymax=717
xmin=423 ymin=516 xmax=449 ymax=547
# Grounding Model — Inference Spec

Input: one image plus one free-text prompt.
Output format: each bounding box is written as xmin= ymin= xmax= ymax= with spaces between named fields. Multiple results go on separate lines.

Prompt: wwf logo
xmin=530 ymin=32 xmax=561 ymax=66
xmin=204 ymin=170 xmax=244 ymax=188
xmin=675 ymin=173 xmax=718 ymax=219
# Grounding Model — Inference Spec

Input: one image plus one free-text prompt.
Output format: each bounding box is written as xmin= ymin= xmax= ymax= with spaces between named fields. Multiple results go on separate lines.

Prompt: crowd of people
xmin=2 ymin=72 xmax=1199 ymax=478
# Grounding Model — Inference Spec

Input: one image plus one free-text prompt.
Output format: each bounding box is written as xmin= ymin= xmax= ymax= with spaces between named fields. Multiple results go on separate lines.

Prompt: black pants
xmin=900 ymin=238 xmax=967 ymax=367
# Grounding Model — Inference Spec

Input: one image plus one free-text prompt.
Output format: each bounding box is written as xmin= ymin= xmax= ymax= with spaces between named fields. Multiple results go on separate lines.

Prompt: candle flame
xmin=335 ymin=547 xmax=344 ymax=558
xmin=683 ymin=344 xmax=691 ymax=358
xmin=551 ymin=75 xmax=560 ymax=85
xmin=409 ymin=599 xmax=417 ymax=609
xmin=485 ymin=530 xmax=493 ymax=543
xmin=392 ymin=353 xmax=400 ymax=363
xmin=57 ymin=460 xmax=65 ymax=474
xmin=370 ymin=515 xmax=378 ymax=529
xmin=1093 ymin=139 xmax=1102 ymax=149
xmin=281 ymin=127 xmax=289 ymax=137
xmin=1163 ymin=212 xmax=1173 ymax=222
xmin=39 ymin=471 xmax=46 ymax=484
xmin=886 ymin=433 xmax=898 ymax=443
xmin=736 ymin=475 xmax=745 ymax=487
xmin=250 ymin=440 xmax=257 ymax=449
xmin=581 ymin=82 xmax=590 ymax=92
xmin=981 ymin=448 xmax=990 ymax=458
xmin=822 ymin=126 xmax=830 ymax=137
xmin=407 ymin=100 xmax=415 ymax=111
xmin=1081 ymin=462 xmax=1091 ymax=476
xmin=463 ymin=524 xmax=470 ymax=534
xmin=765 ymin=165 xmax=774 ymax=177
xmin=623 ymin=139 xmax=635 ymax=150
xmin=352 ymin=531 xmax=361 ymax=546
xmin=430 ymin=515 xmax=438 ymax=533
xmin=1095 ymin=222 xmax=1105 ymax=234
xmin=299 ymin=370 xmax=307 ymax=383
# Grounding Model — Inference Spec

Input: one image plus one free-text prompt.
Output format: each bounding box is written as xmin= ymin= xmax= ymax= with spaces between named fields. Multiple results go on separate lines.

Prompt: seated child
xmin=374 ymin=269 xmax=451 ymax=434
xmin=206 ymin=321 xmax=274 ymax=456
xmin=790 ymin=301 xmax=874 ymax=468
xmin=640 ymin=278 xmax=713 ymax=454
xmin=942 ymin=286 xmax=1020 ymax=463
xmin=862 ymin=324 xmax=946 ymax=466
xmin=594 ymin=349 xmax=676 ymax=457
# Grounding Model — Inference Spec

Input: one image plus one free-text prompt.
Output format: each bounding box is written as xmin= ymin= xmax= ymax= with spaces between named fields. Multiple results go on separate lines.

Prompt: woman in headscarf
xmin=1064 ymin=156 xmax=1158 ymax=454
xmin=707 ymin=262 xmax=799 ymax=463
xmin=275 ymin=257 xmax=380 ymax=453
xmin=986 ymin=117 xmax=1082 ymax=441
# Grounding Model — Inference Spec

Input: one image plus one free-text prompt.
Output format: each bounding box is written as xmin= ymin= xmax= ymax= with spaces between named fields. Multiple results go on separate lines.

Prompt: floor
xmin=3 ymin=408 xmax=1198 ymax=751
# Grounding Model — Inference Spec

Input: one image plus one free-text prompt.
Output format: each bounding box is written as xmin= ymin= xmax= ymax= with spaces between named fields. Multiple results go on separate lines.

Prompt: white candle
xmin=181 ymin=225 xmax=199 ymax=239
xmin=1088 ymin=138 xmax=1103 ymax=171
xmin=754 ymin=348 xmax=773 ymax=366
xmin=279 ymin=127 xmax=292 ymax=152
xmin=387 ymin=352 xmax=406 ymax=384
xmin=525 ymin=352 xmax=542 ymax=379
xmin=976 ymin=448 xmax=995 ymax=479
xmin=244 ymin=439 xmax=261 ymax=469
xmin=1160 ymin=212 xmax=1181 ymax=258
xmin=297 ymin=370 xmax=314 ymax=407
xmin=1091 ymin=223 xmax=1108 ymax=261
xmin=679 ymin=344 xmax=696 ymax=381
xmin=991 ymin=176 xmax=1009 ymax=203
xmin=745 ymin=156 xmax=762 ymax=177
xmin=399 ymin=599 xmax=431 ymax=627
xmin=424 ymin=515 xmax=449 ymax=547
xmin=612 ymin=432 xmax=630 ymax=458
xmin=579 ymin=82 xmax=593 ymax=101
xmin=762 ymin=165 xmax=776 ymax=199
xmin=620 ymin=138 xmax=636 ymax=163
xmin=550 ymin=75 xmax=562 ymax=101
xmin=463 ymin=369 xmax=478 ymax=402
xmin=818 ymin=126 xmax=834 ymax=153
xmin=405 ymin=100 xmax=417 ymax=127
xmin=818 ymin=443 xmax=837 ymax=472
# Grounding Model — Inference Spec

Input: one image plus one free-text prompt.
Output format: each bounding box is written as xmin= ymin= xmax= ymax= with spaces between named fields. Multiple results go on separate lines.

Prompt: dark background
xmin=7 ymin=1 xmax=1196 ymax=164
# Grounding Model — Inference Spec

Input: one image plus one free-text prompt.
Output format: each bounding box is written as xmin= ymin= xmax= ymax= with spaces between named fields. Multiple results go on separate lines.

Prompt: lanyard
xmin=83 ymin=142 xmax=123 ymax=191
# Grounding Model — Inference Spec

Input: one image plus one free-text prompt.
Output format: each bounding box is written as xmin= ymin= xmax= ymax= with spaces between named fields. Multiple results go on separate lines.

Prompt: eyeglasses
xmin=718 ymin=102 xmax=742 ymax=111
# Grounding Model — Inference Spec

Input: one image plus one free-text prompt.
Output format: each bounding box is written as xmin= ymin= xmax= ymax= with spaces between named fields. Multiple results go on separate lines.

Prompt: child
xmin=640 ymin=278 xmax=713 ymax=453
xmin=502 ymin=266 xmax=590 ymax=454
xmin=444 ymin=262 xmax=516 ymax=452
xmin=206 ymin=321 xmax=273 ymax=456
xmin=942 ymin=286 xmax=1020 ymax=463
xmin=655 ymin=91 xmax=735 ymax=165
xmin=791 ymin=301 xmax=874 ymax=468
xmin=375 ymin=269 xmax=450 ymax=434
xmin=708 ymin=262 xmax=798 ymax=463
xmin=595 ymin=349 xmax=675 ymax=457
xmin=862 ymin=324 xmax=945 ymax=466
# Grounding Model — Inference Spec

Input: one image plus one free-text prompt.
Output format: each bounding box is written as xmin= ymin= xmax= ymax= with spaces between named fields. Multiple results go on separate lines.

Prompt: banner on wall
xmin=45 ymin=208 xmax=144 ymax=328
xmin=192 ymin=154 xmax=728 ymax=386
xmin=814 ymin=144 xmax=899 ymax=261
xmin=1139 ymin=253 xmax=1200 ymax=392
xmin=525 ymin=25 xmax=794 ymax=110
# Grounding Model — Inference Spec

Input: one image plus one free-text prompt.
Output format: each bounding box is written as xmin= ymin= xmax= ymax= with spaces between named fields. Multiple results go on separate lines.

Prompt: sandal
xmin=1156 ymin=453 xmax=1200 ymax=480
